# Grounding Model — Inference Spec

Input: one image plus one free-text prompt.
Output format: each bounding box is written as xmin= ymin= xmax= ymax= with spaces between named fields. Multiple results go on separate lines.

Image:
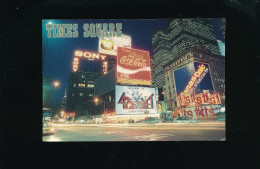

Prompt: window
xmin=89 ymin=94 xmax=93 ymax=97
xmin=87 ymin=84 xmax=94 ymax=88
xmin=78 ymin=83 xmax=85 ymax=87
xmin=79 ymin=93 xmax=84 ymax=96
xmin=73 ymin=83 xmax=76 ymax=87
xmin=72 ymin=93 xmax=75 ymax=96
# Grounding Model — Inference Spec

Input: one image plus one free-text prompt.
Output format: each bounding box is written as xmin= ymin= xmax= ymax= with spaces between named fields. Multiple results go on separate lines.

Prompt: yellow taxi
xmin=43 ymin=123 xmax=55 ymax=135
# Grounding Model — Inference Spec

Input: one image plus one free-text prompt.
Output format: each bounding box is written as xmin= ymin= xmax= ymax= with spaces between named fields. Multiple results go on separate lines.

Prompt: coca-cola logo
xmin=120 ymin=55 xmax=147 ymax=68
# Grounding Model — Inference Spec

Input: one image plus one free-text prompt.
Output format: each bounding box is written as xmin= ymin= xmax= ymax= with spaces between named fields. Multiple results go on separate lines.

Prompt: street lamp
xmin=53 ymin=81 xmax=60 ymax=88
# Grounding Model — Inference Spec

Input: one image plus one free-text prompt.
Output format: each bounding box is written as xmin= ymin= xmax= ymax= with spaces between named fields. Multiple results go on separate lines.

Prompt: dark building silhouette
xmin=66 ymin=72 xmax=102 ymax=113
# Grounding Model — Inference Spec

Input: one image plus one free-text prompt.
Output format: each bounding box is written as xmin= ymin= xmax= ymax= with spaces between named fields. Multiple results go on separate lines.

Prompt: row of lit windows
xmin=217 ymin=84 xmax=225 ymax=89
xmin=215 ymin=78 xmax=225 ymax=83
xmin=73 ymin=83 xmax=94 ymax=88
xmin=71 ymin=93 xmax=94 ymax=97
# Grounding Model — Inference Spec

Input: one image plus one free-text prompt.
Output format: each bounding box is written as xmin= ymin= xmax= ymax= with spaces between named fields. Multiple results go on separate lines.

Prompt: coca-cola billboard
xmin=117 ymin=47 xmax=152 ymax=86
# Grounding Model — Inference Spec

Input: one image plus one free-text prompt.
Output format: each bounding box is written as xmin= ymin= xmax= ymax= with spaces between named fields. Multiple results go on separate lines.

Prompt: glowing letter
xmin=66 ymin=24 xmax=73 ymax=38
xmin=90 ymin=23 xmax=96 ymax=37
xmin=83 ymin=24 xmax=89 ymax=38
xmin=96 ymin=23 xmax=102 ymax=37
xmin=46 ymin=24 xmax=52 ymax=38
xmin=75 ymin=51 xmax=83 ymax=57
xmin=116 ymin=23 xmax=122 ymax=37
xmin=109 ymin=23 xmax=115 ymax=37
xmin=72 ymin=24 xmax=78 ymax=38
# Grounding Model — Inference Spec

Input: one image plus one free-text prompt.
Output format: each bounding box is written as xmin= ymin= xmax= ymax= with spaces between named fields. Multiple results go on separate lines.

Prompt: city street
xmin=42 ymin=123 xmax=225 ymax=141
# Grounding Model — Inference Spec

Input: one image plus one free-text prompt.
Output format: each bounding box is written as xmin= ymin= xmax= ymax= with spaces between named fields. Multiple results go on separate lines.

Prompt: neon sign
xmin=73 ymin=50 xmax=108 ymax=74
xmin=74 ymin=50 xmax=106 ymax=60
xmin=180 ymin=64 xmax=208 ymax=96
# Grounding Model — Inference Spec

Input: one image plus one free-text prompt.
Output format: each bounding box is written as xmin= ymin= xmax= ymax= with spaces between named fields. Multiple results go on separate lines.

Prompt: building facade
xmin=151 ymin=28 xmax=173 ymax=88
xmin=163 ymin=46 xmax=225 ymax=110
xmin=66 ymin=71 xmax=103 ymax=112
xmin=152 ymin=19 xmax=221 ymax=88
xmin=43 ymin=76 xmax=53 ymax=109
xmin=219 ymin=18 xmax=226 ymax=42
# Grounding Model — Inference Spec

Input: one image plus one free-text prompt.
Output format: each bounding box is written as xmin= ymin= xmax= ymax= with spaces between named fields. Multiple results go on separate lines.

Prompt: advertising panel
xmin=117 ymin=47 xmax=152 ymax=86
xmin=180 ymin=105 xmax=221 ymax=120
xmin=98 ymin=35 xmax=131 ymax=56
xmin=173 ymin=62 xmax=214 ymax=96
xmin=177 ymin=91 xmax=221 ymax=107
xmin=73 ymin=50 xmax=108 ymax=74
xmin=115 ymin=85 xmax=157 ymax=115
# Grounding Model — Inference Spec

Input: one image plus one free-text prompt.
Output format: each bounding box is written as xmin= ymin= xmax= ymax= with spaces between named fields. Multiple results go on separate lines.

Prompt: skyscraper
xmin=219 ymin=18 xmax=226 ymax=42
xmin=152 ymin=19 xmax=221 ymax=88
xmin=152 ymin=28 xmax=173 ymax=88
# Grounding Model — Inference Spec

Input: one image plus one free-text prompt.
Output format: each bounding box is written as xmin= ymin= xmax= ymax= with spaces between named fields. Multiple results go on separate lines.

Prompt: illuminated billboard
xmin=73 ymin=50 xmax=108 ymax=74
xmin=98 ymin=35 xmax=131 ymax=56
xmin=177 ymin=91 xmax=221 ymax=107
xmin=173 ymin=62 xmax=216 ymax=107
xmin=115 ymin=85 xmax=157 ymax=115
xmin=180 ymin=105 xmax=220 ymax=120
xmin=116 ymin=47 xmax=152 ymax=86
xmin=173 ymin=62 xmax=214 ymax=96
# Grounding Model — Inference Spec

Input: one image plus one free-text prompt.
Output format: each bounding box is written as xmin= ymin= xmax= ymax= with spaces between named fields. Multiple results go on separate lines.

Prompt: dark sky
xmin=43 ymin=19 xmax=223 ymax=106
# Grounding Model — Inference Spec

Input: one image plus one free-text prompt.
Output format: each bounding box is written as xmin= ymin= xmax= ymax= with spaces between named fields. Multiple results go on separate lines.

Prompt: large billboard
xmin=115 ymin=85 xmax=157 ymax=115
xmin=116 ymin=47 xmax=152 ymax=86
xmin=173 ymin=62 xmax=214 ymax=96
xmin=98 ymin=35 xmax=131 ymax=56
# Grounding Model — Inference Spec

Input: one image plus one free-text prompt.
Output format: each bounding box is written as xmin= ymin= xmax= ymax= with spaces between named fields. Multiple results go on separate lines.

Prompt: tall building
xmin=43 ymin=76 xmax=53 ymax=109
xmin=152 ymin=19 xmax=221 ymax=88
xmin=219 ymin=18 xmax=226 ymax=42
xmin=163 ymin=46 xmax=225 ymax=110
xmin=66 ymin=71 xmax=103 ymax=112
xmin=151 ymin=28 xmax=173 ymax=88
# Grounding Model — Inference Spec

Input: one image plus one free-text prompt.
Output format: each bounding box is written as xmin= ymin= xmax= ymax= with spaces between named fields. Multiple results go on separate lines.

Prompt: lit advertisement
xmin=73 ymin=50 xmax=108 ymax=74
xmin=115 ymin=85 xmax=157 ymax=115
xmin=177 ymin=91 xmax=222 ymax=107
xmin=98 ymin=35 xmax=131 ymax=56
xmin=117 ymin=47 xmax=152 ymax=86
xmin=173 ymin=62 xmax=214 ymax=96
xmin=181 ymin=105 xmax=220 ymax=120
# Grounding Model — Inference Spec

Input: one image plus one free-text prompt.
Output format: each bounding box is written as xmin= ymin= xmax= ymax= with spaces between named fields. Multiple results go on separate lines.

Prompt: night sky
xmin=42 ymin=19 xmax=223 ymax=106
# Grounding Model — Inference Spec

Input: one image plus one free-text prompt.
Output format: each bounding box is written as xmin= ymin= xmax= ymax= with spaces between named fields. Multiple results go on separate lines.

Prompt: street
xmin=42 ymin=123 xmax=225 ymax=141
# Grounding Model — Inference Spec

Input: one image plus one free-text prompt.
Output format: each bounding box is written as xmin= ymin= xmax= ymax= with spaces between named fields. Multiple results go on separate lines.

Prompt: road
xmin=42 ymin=123 xmax=225 ymax=141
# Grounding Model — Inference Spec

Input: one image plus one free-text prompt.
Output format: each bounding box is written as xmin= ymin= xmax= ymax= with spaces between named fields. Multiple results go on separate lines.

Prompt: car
xmin=173 ymin=117 xmax=200 ymax=123
xmin=43 ymin=123 xmax=55 ymax=135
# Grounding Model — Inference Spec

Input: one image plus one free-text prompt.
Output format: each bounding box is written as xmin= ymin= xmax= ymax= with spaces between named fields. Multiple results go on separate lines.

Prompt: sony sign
xmin=74 ymin=50 xmax=106 ymax=60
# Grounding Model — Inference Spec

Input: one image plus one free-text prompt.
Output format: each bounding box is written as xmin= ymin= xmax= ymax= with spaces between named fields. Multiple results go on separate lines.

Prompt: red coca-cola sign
xmin=117 ymin=47 xmax=151 ymax=86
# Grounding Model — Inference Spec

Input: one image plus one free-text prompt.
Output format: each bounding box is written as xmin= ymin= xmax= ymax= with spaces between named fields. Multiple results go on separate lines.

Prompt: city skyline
xmin=43 ymin=19 xmax=223 ymax=106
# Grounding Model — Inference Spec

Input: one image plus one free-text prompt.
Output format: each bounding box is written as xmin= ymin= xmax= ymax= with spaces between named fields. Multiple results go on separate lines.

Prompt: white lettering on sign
xmin=74 ymin=50 xmax=106 ymax=60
